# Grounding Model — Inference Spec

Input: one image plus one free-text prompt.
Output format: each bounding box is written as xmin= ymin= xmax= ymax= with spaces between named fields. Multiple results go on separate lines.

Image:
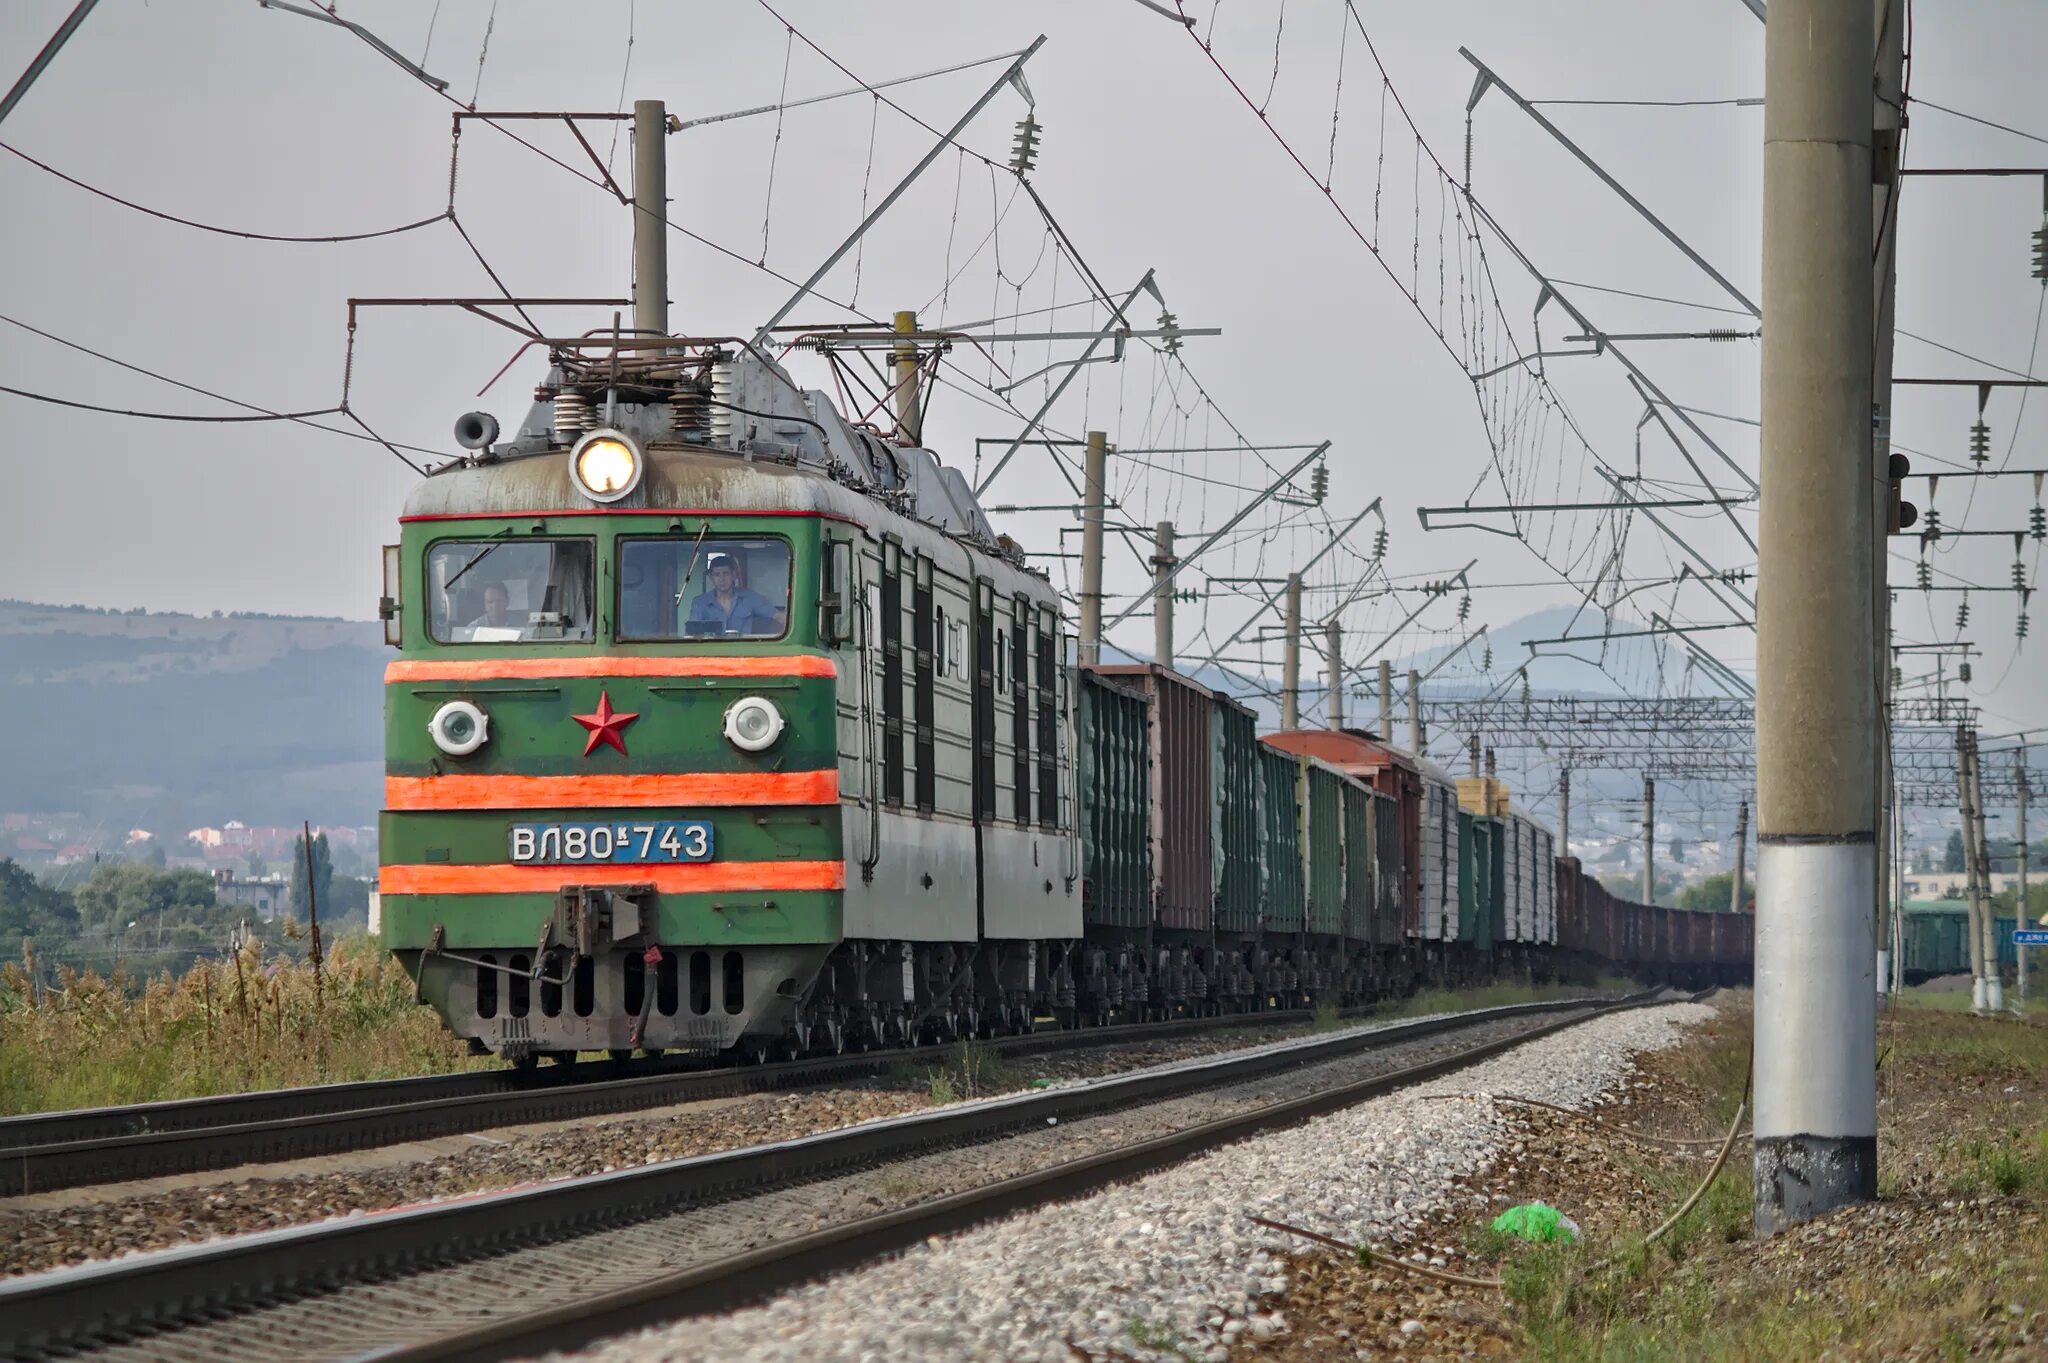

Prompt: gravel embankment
xmin=572 ymin=1001 xmax=1714 ymax=1363
xmin=0 ymin=1006 xmax=1555 ymax=1279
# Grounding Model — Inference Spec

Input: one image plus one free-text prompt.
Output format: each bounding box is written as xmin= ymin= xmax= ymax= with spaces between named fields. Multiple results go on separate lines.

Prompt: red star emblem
xmin=571 ymin=689 xmax=639 ymax=756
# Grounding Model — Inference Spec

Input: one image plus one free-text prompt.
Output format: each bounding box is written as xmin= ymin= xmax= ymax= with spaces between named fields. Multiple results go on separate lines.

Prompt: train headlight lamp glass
xmin=569 ymin=428 xmax=643 ymax=503
xmin=723 ymin=695 xmax=784 ymax=752
xmin=428 ymin=700 xmax=490 ymax=756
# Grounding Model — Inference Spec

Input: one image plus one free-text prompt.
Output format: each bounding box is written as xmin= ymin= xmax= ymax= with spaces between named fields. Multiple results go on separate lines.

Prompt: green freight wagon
xmin=1340 ymin=780 xmax=1374 ymax=946
xmin=1304 ymin=759 xmax=1346 ymax=937
xmin=1257 ymin=743 xmax=1305 ymax=936
xmin=1210 ymin=692 xmax=1262 ymax=938
xmin=1372 ymin=791 xmax=1404 ymax=947
xmin=1457 ymin=811 xmax=1496 ymax=953
xmin=1076 ymin=669 xmax=1152 ymax=930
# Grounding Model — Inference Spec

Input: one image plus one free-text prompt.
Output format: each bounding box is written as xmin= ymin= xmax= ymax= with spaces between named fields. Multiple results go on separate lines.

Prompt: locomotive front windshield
xmin=427 ymin=538 xmax=595 ymax=642
xmin=619 ymin=536 xmax=792 ymax=640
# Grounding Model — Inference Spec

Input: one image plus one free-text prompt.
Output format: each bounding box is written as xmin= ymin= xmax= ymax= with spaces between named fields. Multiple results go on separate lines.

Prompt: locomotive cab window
xmin=619 ymin=536 xmax=792 ymax=640
xmin=427 ymin=539 xmax=594 ymax=643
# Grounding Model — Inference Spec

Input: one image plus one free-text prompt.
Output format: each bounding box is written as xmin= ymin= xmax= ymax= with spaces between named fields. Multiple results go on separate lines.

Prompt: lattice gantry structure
xmin=1420 ymin=695 xmax=2032 ymax=807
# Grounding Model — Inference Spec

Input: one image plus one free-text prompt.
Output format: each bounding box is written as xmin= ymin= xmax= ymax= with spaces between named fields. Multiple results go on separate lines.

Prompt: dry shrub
xmin=0 ymin=935 xmax=486 ymax=1115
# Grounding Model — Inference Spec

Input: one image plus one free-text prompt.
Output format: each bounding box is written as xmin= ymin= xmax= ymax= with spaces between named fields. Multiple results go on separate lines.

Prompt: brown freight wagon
xmin=1555 ymin=856 xmax=1584 ymax=953
xmin=1089 ymin=664 xmax=1215 ymax=934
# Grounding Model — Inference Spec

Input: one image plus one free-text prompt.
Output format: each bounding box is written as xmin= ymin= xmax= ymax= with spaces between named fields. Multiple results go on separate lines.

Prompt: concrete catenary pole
xmin=1559 ymin=767 xmax=1572 ymax=860
xmin=1407 ymin=669 xmax=1423 ymax=757
xmin=1078 ymin=432 xmax=1108 ymax=667
xmin=1731 ymin=799 xmax=1750 ymax=914
xmin=632 ymin=99 xmax=668 ymax=338
xmin=1752 ymin=0 xmax=1878 ymax=1233
xmin=1974 ymin=740 xmax=2002 ymax=1010
xmin=1960 ymin=728 xmax=1988 ymax=1009
xmin=1152 ymin=521 xmax=1176 ymax=671
xmin=1870 ymin=0 xmax=1905 ymax=1001
xmin=1324 ymin=620 xmax=1345 ymax=730
xmin=1642 ymin=776 xmax=1657 ymax=905
xmin=1892 ymin=792 xmax=1906 ymax=995
xmin=2019 ymin=747 xmax=2030 ymax=1004
xmin=892 ymin=311 xmax=923 ymax=446
xmin=1280 ymin=574 xmax=1303 ymax=729
xmin=1468 ymin=735 xmax=1482 ymax=778
xmin=1378 ymin=661 xmax=1394 ymax=745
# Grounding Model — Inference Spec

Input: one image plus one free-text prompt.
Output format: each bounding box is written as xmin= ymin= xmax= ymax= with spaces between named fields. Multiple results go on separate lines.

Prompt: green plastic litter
xmin=1029 ymin=1078 xmax=1053 ymax=1089
xmin=1490 ymin=1201 xmax=1580 ymax=1243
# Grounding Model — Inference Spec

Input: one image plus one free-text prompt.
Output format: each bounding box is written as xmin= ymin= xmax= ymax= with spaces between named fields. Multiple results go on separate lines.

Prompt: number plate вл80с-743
xmin=508 ymin=821 xmax=714 ymax=865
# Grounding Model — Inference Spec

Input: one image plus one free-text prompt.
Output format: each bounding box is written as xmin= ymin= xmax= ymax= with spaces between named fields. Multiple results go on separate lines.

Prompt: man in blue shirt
xmin=688 ymin=555 xmax=785 ymax=636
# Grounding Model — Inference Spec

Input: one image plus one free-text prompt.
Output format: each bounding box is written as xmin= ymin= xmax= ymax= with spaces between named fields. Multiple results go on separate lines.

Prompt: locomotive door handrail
xmin=854 ymin=534 xmax=882 ymax=882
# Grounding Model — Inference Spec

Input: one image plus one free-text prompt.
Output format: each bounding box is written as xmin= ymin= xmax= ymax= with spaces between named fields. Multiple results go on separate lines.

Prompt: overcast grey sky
xmin=2 ymin=0 xmax=2043 ymax=742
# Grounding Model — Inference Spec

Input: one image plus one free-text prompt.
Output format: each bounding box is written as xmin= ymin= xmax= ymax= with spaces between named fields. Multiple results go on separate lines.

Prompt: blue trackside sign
xmin=2014 ymin=929 xmax=2048 ymax=946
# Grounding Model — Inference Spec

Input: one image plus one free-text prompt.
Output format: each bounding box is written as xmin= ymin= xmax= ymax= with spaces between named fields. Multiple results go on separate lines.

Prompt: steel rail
xmin=384 ymin=992 xmax=1686 ymax=1363
xmin=0 ymin=1002 xmax=1399 ymax=1196
xmin=0 ymin=993 xmax=1654 ymax=1359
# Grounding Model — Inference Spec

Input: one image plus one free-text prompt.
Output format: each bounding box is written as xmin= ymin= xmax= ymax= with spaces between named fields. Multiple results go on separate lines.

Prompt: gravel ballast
xmin=4 ymin=1009 xmax=1529 ymax=1279
xmin=572 ymin=1000 xmax=1715 ymax=1363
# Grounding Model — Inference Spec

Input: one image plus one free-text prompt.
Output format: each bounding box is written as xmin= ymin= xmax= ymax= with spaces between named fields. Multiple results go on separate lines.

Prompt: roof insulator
xmin=1157 ymin=309 xmax=1182 ymax=356
xmin=1009 ymin=114 xmax=1041 ymax=176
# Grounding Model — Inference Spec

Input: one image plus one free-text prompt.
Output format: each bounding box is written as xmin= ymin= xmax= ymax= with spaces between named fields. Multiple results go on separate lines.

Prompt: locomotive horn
xmin=454 ymin=411 xmax=500 ymax=450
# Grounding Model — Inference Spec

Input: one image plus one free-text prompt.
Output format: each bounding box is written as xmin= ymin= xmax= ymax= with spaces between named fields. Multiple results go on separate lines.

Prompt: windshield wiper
xmin=442 ymin=530 xmax=513 ymax=592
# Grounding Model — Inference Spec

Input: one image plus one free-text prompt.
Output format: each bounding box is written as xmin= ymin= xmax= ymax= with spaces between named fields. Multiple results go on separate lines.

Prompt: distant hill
xmin=0 ymin=595 xmax=1734 ymax=841
xmin=0 ymin=601 xmax=385 ymax=832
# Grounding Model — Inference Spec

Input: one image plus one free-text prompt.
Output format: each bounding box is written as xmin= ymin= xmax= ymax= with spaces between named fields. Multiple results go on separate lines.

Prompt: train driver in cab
xmin=469 ymin=581 xmax=515 ymax=631
xmin=460 ymin=580 xmax=530 ymax=640
xmin=688 ymin=554 xmax=785 ymax=637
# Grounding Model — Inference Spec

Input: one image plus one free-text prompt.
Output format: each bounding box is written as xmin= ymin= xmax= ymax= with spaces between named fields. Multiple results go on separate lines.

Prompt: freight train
xmin=376 ymin=337 xmax=1751 ymax=1063
xmin=1895 ymin=899 xmax=2029 ymax=984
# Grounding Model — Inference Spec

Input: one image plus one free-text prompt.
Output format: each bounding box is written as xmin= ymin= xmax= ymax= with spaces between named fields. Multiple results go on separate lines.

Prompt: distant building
xmin=186 ymin=826 xmax=224 ymax=848
xmin=1901 ymin=870 xmax=2032 ymax=901
xmin=212 ymin=870 xmax=288 ymax=920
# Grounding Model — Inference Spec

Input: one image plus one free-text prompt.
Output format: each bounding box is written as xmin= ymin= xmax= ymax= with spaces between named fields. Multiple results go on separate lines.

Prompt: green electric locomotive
xmin=379 ymin=334 xmax=1080 ymax=1062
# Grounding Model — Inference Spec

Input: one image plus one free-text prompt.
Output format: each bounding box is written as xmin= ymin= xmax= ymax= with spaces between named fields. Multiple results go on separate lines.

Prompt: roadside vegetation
xmin=0 ymin=933 xmax=483 ymax=1115
xmin=1455 ymin=999 xmax=2048 ymax=1362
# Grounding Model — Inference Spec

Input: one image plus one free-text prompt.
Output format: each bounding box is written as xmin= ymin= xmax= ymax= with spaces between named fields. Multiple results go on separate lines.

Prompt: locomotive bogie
xmin=398 ymin=941 xmax=837 ymax=1059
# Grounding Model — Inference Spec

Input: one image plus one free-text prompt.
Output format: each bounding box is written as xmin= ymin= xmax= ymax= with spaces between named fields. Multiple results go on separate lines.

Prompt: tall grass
xmin=0 ymin=934 xmax=485 ymax=1115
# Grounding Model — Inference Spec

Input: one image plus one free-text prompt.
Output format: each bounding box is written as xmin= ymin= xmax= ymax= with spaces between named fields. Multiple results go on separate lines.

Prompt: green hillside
xmin=0 ymin=601 xmax=386 ymax=832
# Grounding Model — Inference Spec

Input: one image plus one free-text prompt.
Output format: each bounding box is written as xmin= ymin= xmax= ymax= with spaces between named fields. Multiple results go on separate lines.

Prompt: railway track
xmin=0 ymin=990 xmax=1680 ymax=1363
xmin=0 ymin=998 xmax=1469 ymax=1196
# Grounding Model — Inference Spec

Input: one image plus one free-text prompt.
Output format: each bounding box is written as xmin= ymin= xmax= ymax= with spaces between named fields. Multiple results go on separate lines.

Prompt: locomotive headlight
xmin=569 ymin=428 xmax=643 ymax=503
xmin=428 ymin=700 xmax=490 ymax=756
xmin=723 ymin=695 xmax=784 ymax=752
